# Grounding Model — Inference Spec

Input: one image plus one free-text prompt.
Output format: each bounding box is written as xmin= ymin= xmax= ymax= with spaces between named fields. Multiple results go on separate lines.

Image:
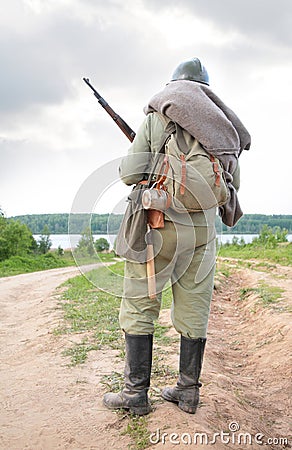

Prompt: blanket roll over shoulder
xmin=144 ymin=80 xmax=251 ymax=227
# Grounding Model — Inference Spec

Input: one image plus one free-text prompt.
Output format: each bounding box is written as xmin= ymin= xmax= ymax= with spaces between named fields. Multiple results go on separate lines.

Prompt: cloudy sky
xmin=1 ymin=0 xmax=292 ymax=218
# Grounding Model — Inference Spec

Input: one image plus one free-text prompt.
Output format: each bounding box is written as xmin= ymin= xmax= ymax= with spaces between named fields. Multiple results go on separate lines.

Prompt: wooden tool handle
xmin=146 ymin=242 xmax=156 ymax=300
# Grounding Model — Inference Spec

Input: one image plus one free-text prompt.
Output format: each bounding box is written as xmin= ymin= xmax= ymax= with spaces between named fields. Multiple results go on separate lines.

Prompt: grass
xmin=239 ymin=282 xmax=284 ymax=307
xmin=215 ymin=259 xmax=233 ymax=277
xmin=85 ymin=260 xmax=125 ymax=298
xmin=57 ymin=241 xmax=290 ymax=366
xmin=0 ymin=250 xmax=117 ymax=277
xmin=0 ymin=252 xmax=72 ymax=276
xmin=101 ymin=371 xmax=124 ymax=393
xmin=218 ymin=241 xmax=292 ymax=266
xmin=62 ymin=340 xmax=101 ymax=365
xmin=151 ymin=353 xmax=177 ymax=383
xmin=258 ymin=283 xmax=284 ymax=306
xmin=55 ymin=261 xmax=176 ymax=366
xmin=54 ymin=269 xmax=123 ymax=365
xmin=122 ymin=416 xmax=150 ymax=450
xmin=153 ymin=323 xmax=173 ymax=345
xmin=160 ymin=284 xmax=173 ymax=309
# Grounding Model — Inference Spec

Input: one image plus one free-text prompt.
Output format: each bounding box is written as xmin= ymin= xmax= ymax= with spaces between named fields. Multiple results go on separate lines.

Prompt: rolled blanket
xmin=144 ymin=80 xmax=251 ymax=156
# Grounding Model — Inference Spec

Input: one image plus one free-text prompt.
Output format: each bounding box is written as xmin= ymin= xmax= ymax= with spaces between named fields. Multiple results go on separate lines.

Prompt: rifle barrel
xmin=83 ymin=77 xmax=135 ymax=142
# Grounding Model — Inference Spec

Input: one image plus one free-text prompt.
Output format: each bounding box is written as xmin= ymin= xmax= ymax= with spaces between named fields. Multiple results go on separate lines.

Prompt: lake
xmin=33 ymin=233 xmax=292 ymax=250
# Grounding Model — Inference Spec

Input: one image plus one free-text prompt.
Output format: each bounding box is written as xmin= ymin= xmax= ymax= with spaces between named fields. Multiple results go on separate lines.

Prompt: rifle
xmin=83 ymin=77 xmax=156 ymax=300
xmin=83 ymin=78 xmax=136 ymax=142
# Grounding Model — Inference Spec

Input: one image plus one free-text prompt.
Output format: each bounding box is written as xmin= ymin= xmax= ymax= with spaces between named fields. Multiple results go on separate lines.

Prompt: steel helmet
xmin=171 ymin=57 xmax=209 ymax=85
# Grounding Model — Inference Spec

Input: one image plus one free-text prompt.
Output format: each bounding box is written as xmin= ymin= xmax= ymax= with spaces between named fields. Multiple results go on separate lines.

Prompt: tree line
xmin=9 ymin=213 xmax=123 ymax=234
xmin=0 ymin=212 xmax=111 ymax=263
xmin=9 ymin=213 xmax=292 ymax=234
xmin=220 ymin=214 xmax=292 ymax=234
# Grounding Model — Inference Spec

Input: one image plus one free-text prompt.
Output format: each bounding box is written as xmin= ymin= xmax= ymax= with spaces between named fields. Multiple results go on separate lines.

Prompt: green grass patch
xmin=154 ymin=323 xmax=173 ymax=346
xmin=56 ymin=261 xmax=176 ymax=366
xmin=0 ymin=252 xmax=72 ymax=277
xmin=258 ymin=284 xmax=284 ymax=306
xmin=216 ymin=260 xmax=233 ymax=277
xmin=0 ymin=250 xmax=117 ymax=277
xmin=72 ymin=251 xmax=118 ymax=266
xmin=239 ymin=282 xmax=284 ymax=307
xmin=239 ymin=287 xmax=256 ymax=300
xmin=54 ymin=265 xmax=124 ymax=364
xmin=161 ymin=285 xmax=173 ymax=309
xmin=151 ymin=353 xmax=177 ymax=382
xmin=101 ymin=371 xmax=124 ymax=393
xmin=218 ymin=242 xmax=292 ymax=266
xmin=85 ymin=260 xmax=125 ymax=297
xmin=122 ymin=415 xmax=150 ymax=450
xmin=62 ymin=340 xmax=101 ymax=366
xmin=56 ymin=272 xmax=121 ymax=335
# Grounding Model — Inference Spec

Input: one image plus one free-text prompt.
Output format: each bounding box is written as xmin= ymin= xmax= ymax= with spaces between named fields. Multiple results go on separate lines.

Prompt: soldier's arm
xmin=119 ymin=116 xmax=152 ymax=185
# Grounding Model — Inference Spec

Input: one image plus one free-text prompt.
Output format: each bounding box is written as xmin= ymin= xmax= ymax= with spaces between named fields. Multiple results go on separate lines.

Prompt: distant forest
xmin=10 ymin=214 xmax=123 ymax=235
xmin=9 ymin=213 xmax=292 ymax=235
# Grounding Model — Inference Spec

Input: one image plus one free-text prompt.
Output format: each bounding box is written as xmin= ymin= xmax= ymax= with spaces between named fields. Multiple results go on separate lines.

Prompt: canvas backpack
xmin=154 ymin=114 xmax=230 ymax=212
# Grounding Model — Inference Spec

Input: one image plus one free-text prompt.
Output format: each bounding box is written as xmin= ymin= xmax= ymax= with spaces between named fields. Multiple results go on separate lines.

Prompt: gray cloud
xmin=143 ymin=0 xmax=292 ymax=47
xmin=0 ymin=1 xmax=172 ymax=118
xmin=1 ymin=0 xmax=291 ymax=116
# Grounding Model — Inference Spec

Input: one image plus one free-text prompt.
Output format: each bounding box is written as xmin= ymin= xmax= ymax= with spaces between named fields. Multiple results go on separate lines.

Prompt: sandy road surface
xmin=0 ymin=265 xmax=129 ymax=450
xmin=0 ymin=262 xmax=291 ymax=450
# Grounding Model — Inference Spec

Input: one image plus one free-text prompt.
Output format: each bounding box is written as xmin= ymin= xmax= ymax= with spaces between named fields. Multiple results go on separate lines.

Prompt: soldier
xmin=103 ymin=58 xmax=251 ymax=415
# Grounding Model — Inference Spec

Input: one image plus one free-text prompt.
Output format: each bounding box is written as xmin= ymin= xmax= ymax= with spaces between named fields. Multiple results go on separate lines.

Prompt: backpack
xmin=154 ymin=115 xmax=230 ymax=212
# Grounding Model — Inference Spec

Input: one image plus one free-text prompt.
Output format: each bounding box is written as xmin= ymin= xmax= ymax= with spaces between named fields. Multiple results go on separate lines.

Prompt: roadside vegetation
xmin=0 ymin=213 xmax=115 ymax=277
xmin=55 ymin=226 xmax=290 ymax=365
xmin=55 ymin=261 xmax=175 ymax=365
xmin=218 ymin=225 xmax=292 ymax=266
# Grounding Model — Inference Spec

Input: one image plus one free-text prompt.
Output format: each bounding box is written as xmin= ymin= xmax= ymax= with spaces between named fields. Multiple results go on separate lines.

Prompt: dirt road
xmin=0 ymin=265 xmax=129 ymax=450
xmin=0 ymin=262 xmax=291 ymax=449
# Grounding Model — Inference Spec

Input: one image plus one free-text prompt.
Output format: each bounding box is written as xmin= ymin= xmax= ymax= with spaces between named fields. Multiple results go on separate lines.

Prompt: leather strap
xmin=180 ymin=154 xmax=186 ymax=195
xmin=210 ymin=155 xmax=221 ymax=187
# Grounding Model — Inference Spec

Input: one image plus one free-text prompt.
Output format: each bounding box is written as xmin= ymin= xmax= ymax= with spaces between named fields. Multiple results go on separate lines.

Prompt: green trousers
xmin=119 ymin=220 xmax=216 ymax=339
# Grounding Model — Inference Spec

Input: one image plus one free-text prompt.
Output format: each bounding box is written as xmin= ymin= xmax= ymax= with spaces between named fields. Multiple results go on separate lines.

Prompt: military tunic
xmin=119 ymin=112 xmax=221 ymax=338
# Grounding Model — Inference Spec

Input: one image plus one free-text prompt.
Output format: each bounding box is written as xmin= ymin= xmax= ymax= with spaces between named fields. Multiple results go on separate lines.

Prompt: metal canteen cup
xmin=142 ymin=188 xmax=170 ymax=211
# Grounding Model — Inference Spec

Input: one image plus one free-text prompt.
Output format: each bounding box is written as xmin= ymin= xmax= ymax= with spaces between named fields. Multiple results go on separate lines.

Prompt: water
xmin=34 ymin=233 xmax=292 ymax=250
xmin=219 ymin=234 xmax=292 ymax=244
xmin=218 ymin=234 xmax=258 ymax=245
xmin=33 ymin=234 xmax=117 ymax=250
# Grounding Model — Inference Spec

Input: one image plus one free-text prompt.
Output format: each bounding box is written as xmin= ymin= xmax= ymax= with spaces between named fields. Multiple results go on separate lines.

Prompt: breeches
xmin=119 ymin=220 xmax=216 ymax=339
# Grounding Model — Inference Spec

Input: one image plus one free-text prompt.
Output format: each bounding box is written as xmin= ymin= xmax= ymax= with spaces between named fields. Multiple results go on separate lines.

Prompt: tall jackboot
xmin=103 ymin=333 xmax=153 ymax=416
xmin=162 ymin=336 xmax=206 ymax=414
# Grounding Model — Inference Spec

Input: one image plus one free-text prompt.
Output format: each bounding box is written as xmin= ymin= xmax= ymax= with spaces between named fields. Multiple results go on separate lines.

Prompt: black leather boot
xmin=103 ymin=333 xmax=153 ymax=415
xmin=162 ymin=336 xmax=206 ymax=414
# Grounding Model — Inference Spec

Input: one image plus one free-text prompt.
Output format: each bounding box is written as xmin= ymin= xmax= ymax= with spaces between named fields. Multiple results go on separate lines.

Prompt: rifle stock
xmin=83 ymin=78 xmax=136 ymax=142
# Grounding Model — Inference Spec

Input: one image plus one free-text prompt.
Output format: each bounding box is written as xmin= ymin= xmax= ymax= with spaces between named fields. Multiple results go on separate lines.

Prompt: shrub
xmin=0 ymin=218 xmax=36 ymax=261
xmin=94 ymin=237 xmax=110 ymax=252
